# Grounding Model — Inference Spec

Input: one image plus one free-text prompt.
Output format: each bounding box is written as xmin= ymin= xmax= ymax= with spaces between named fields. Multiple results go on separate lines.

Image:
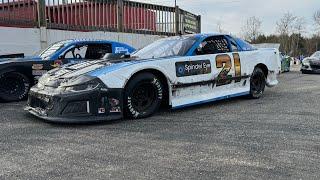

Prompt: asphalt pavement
xmin=0 ymin=71 xmax=319 ymax=180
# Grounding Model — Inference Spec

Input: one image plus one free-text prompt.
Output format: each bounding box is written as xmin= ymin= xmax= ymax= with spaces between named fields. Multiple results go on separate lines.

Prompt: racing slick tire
xmin=124 ymin=72 xmax=163 ymax=119
xmin=249 ymin=68 xmax=266 ymax=99
xmin=0 ymin=71 xmax=30 ymax=102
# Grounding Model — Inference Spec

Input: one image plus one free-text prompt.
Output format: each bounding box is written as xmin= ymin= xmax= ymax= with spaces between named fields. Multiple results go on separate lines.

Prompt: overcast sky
xmin=138 ymin=0 xmax=319 ymax=37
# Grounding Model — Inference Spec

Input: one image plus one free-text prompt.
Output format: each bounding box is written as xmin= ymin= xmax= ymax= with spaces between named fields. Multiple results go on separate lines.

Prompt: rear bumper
xmin=25 ymin=88 xmax=124 ymax=123
xmin=266 ymin=71 xmax=278 ymax=87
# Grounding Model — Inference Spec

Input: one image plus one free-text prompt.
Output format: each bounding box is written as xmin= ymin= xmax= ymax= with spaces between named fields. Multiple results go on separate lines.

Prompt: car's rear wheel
xmin=124 ymin=73 xmax=163 ymax=119
xmin=0 ymin=72 xmax=30 ymax=102
xmin=249 ymin=68 xmax=266 ymax=99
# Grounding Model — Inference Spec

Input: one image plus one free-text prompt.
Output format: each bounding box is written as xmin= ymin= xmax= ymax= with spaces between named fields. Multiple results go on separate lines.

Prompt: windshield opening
xmin=38 ymin=40 xmax=71 ymax=59
xmin=132 ymin=36 xmax=197 ymax=59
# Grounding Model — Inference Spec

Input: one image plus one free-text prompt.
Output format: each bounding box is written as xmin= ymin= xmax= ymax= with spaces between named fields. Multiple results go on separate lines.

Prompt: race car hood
xmin=37 ymin=57 xmax=141 ymax=89
xmin=44 ymin=60 xmax=113 ymax=79
xmin=303 ymin=57 xmax=320 ymax=63
xmin=42 ymin=55 xmax=152 ymax=79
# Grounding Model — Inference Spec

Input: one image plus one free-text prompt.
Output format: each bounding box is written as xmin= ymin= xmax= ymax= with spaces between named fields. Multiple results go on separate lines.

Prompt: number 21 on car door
xmin=215 ymin=53 xmax=241 ymax=86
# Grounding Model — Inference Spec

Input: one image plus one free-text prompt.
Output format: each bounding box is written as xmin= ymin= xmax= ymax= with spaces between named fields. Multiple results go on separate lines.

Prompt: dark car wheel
xmin=124 ymin=73 xmax=163 ymax=119
xmin=301 ymin=70 xmax=310 ymax=74
xmin=0 ymin=72 xmax=30 ymax=102
xmin=249 ymin=68 xmax=266 ymax=99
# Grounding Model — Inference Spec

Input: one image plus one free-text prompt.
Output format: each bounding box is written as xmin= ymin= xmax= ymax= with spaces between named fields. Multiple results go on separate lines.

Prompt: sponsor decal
xmin=98 ymin=108 xmax=106 ymax=114
xmin=109 ymin=98 xmax=120 ymax=107
xmin=51 ymin=60 xmax=63 ymax=68
xmin=32 ymin=64 xmax=43 ymax=70
xmin=70 ymin=60 xmax=83 ymax=64
xmin=175 ymin=60 xmax=211 ymax=77
xmin=115 ymin=47 xmax=129 ymax=54
xmin=109 ymin=98 xmax=121 ymax=113
xmin=110 ymin=107 xmax=121 ymax=113
xmin=32 ymin=70 xmax=47 ymax=76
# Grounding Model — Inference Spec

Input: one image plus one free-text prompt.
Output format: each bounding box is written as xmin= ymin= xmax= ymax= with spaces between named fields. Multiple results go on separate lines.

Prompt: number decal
xmin=233 ymin=53 xmax=241 ymax=83
xmin=216 ymin=54 xmax=232 ymax=86
xmin=215 ymin=53 xmax=241 ymax=86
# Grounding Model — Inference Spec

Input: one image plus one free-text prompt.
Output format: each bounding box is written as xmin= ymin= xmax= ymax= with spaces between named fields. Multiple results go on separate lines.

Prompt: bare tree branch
xmin=241 ymin=16 xmax=262 ymax=42
xmin=216 ymin=21 xmax=224 ymax=33
xmin=314 ymin=10 xmax=320 ymax=36
xmin=294 ymin=17 xmax=306 ymax=34
xmin=276 ymin=12 xmax=297 ymax=36
xmin=314 ymin=10 xmax=320 ymax=27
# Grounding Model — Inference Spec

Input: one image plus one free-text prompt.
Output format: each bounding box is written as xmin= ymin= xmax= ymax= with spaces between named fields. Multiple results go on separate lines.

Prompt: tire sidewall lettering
xmin=126 ymin=77 xmax=163 ymax=118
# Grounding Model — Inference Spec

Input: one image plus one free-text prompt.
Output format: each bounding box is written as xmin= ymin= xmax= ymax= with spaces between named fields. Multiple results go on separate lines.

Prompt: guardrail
xmin=0 ymin=0 xmax=201 ymax=36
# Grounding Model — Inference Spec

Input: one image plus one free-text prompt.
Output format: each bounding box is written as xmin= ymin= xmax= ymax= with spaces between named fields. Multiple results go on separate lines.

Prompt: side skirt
xmin=172 ymin=91 xmax=250 ymax=110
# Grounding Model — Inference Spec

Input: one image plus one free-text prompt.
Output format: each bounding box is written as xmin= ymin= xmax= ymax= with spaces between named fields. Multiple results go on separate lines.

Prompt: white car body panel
xmin=94 ymin=48 xmax=280 ymax=108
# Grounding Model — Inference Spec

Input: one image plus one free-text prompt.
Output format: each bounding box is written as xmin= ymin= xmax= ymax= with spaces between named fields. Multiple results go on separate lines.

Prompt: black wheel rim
xmin=0 ymin=73 xmax=26 ymax=98
xmin=251 ymin=74 xmax=263 ymax=93
xmin=131 ymin=82 xmax=157 ymax=112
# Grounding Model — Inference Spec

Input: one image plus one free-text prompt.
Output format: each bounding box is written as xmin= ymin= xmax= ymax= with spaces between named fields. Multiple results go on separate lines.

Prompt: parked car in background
xmin=0 ymin=40 xmax=136 ymax=102
xmin=301 ymin=51 xmax=320 ymax=74
xmin=280 ymin=52 xmax=291 ymax=72
xmin=26 ymin=33 xmax=280 ymax=123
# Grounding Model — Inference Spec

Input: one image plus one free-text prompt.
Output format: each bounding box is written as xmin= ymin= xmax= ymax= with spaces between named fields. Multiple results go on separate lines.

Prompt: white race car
xmin=25 ymin=33 xmax=280 ymax=123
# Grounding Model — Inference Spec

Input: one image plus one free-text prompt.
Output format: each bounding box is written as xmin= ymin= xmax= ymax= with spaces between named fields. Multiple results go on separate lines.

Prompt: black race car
xmin=0 ymin=40 xmax=135 ymax=102
xmin=301 ymin=51 xmax=320 ymax=74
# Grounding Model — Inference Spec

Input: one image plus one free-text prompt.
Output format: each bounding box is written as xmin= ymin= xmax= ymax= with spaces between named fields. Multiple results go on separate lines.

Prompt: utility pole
xmin=37 ymin=0 xmax=47 ymax=50
xmin=175 ymin=0 xmax=176 ymax=7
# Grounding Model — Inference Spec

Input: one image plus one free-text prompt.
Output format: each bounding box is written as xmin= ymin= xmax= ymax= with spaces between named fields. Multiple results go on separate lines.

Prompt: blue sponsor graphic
xmin=175 ymin=60 xmax=211 ymax=77
xmin=177 ymin=65 xmax=185 ymax=75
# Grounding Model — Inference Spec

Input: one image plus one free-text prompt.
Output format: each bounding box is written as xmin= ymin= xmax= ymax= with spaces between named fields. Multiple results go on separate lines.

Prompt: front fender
xmin=97 ymin=63 xmax=173 ymax=89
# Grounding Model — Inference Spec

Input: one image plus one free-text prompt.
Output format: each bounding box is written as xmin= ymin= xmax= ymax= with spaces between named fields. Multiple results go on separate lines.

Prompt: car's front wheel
xmin=0 ymin=72 xmax=30 ymax=102
xmin=124 ymin=72 xmax=163 ymax=119
xmin=249 ymin=68 xmax=266 ymax=99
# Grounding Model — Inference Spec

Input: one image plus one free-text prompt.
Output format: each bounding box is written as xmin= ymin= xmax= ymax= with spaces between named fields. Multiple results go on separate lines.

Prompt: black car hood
xmin=0 ymin=56 xmax=41 ymax=64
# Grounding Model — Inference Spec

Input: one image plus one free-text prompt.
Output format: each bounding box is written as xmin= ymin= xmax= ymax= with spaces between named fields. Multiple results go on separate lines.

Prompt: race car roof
xmin=57 ymin=39 xmax=133 ymax=47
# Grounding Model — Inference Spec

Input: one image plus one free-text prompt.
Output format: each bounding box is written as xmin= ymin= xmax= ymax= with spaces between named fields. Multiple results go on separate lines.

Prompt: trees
xmin=276 ymin=12 xmax=297 ymax=36
xmin=216 ymin=21 xmax=224 ymax=33
xmin=313 ymin=10 xmax=320 ymax=28
xmin=291 ymin=17 xmax=306 ymax=57
xmin=241 ymin=16 xmax=262 ymax=42
xmin=241 ymin=11 xmax=319 ymax=56
xmin=314 ymin=10 xmax=320 ymax=32
xmin=276 ymin=12 xmax=297 ymax=55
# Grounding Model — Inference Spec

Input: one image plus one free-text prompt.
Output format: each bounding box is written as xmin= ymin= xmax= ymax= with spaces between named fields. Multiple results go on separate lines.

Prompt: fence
xmin=0 ymin=0 xmax=201 ymax=36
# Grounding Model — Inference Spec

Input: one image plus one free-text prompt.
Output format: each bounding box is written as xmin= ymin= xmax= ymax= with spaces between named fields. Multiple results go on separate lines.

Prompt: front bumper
xmin=301 ymin=65 xmax=320 ymax=74
xmin=25 ymin=88 xmax=124 ymax=123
